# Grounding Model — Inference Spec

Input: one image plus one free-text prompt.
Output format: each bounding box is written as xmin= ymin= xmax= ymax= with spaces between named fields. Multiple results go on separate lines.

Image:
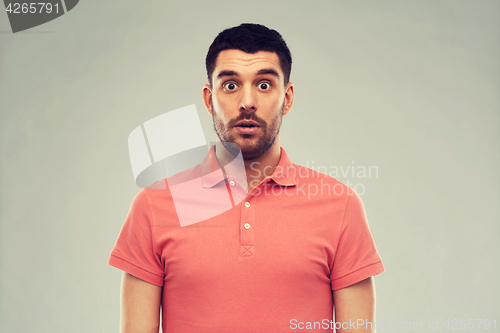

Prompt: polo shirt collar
xmin=271 ymin=147 xmax=296 ymax=186
xmin=200 ymin=144 xmax=225 ymax=188
xmin=200 ymin=144 xmax=296 ymax=188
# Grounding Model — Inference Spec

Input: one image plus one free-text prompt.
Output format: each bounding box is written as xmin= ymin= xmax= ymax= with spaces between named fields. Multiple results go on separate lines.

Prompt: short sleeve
xmin=108 ymin=190 xmax=165 ymax=287
xmin=330 ymin=189 xmax=384 ymax=290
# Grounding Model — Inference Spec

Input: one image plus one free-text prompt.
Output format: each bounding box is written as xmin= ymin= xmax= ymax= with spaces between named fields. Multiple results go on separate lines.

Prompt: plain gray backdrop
xmin=1 ymin=1 xmax=499 ymax=332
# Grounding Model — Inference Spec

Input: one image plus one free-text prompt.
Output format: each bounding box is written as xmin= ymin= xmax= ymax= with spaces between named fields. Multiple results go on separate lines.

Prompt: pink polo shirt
xmin=108 ymin=145 xmax=384 ymax=332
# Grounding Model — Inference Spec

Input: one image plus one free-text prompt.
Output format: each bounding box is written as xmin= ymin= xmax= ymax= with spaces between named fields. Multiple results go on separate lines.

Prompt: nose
xmin=239 ymin=85 xmax=257 ymax=112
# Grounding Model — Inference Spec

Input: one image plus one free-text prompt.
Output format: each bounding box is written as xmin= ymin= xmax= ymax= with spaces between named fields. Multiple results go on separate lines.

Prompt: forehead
xmin=214 ymin=49 xmax=282 ymax=79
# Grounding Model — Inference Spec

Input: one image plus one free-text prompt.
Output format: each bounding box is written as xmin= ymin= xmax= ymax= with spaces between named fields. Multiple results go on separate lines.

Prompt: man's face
xmin=205 ymin=49 xmax=293 ymax=160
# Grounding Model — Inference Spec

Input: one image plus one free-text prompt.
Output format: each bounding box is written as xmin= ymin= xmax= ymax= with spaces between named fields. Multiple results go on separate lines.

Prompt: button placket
xmin=227 ymin=177 xmax=246 ymax=205
xmin=240 ymin=196 xmax=255 ymax=257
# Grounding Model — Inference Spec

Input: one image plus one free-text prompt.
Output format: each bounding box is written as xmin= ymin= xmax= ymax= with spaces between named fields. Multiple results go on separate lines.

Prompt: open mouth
xmin=235 ymin=120 xmax=260 ymax=128
xmin=235 ymin=122 xmax=260 ymax=134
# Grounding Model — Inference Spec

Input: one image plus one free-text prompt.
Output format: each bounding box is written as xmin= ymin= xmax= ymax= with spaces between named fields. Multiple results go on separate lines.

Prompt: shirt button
xmin=229 ymin=180 xmax=235 ymax=186
xmin=244 ymin=202 xmax=250 ymax=208
xmin=244 ymin=223 xmax=251 ymax=229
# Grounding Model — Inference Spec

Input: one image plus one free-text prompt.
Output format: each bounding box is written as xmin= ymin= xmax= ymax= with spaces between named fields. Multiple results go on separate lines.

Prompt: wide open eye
xmin=259 ymin=82 xmax=270 ymax=90
xmin=223 ymin=82 xmax=238 ymax=90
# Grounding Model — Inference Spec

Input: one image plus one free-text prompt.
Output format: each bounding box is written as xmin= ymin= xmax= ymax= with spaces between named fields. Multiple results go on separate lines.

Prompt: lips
xmin=235 ymin=120 xmax=260 ymax=128
xmin=235 ymin=120 xmax=261 ymax=135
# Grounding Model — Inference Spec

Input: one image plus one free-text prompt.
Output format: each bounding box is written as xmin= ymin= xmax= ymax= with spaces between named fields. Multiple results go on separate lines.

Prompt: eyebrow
xmin=216 ymin=68 xmax=280 ymax=80
xmin=216 ymin=70 xmax=238 ymax=79
xmin=257 ymin=68 xmax=281 ymax=79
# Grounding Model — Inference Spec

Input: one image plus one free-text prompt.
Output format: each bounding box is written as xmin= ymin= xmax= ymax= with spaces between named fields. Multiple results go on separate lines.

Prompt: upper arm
xmin=120 ymin=272 xmax=163 ymax=333
xmin=332 ymin=276 xmax=376 ymax=333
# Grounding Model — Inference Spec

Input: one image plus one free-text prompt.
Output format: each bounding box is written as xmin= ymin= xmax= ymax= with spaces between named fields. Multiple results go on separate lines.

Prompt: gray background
xmin=1 ymin=1 xmax=498 ymax=332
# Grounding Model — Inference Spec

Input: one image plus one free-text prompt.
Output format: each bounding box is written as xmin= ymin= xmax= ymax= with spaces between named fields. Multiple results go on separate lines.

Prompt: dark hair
xmin=205 ymin=23 xmax=292 ymax=87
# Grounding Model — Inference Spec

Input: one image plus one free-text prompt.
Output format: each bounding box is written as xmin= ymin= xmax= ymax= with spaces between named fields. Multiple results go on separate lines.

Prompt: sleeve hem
xmin=331 ymin=261 xmax=385 ymax=291
xmin=108 ymin=254 xmax=164 ymax=287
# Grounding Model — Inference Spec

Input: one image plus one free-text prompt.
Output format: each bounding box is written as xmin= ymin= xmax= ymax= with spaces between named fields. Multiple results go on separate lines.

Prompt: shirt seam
xmin=141 ymin=190 xmax=162 ymax=265
xmin=109 ymin=253 xmax=164 ymax=278
xmin=331 ymin=259 xmax=383 ymax=280
xmin=331 ymin=189 xmax=353 ymax=275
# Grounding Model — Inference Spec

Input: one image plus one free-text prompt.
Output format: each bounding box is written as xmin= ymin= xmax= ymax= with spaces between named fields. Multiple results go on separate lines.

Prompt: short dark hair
xmin=205 ymin=23 xmax=292 ymax=87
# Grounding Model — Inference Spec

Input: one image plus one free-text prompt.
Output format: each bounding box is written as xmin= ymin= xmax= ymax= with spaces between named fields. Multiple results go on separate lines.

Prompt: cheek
xmin=264 ymin=93 xmax=284 ymax=109
xmin=263 ymin=99 xmax=285 ymax=118
xmin=214 ymin=98 xmax=236 ymax=123
xmin=213 ymin=94 xmax=228 ymax=113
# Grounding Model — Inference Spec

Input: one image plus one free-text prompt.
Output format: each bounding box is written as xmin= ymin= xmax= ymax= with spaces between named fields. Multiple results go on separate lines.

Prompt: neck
xmin=215 ymin=140 xmax=282 ymax=193
xmin=243 ymin=142 xmax=281 ymax=192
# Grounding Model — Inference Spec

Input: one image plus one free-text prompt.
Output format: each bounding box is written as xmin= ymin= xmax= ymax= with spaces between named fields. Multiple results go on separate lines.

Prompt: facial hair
xmin=211 ymin=98 xmax=285 ymax=160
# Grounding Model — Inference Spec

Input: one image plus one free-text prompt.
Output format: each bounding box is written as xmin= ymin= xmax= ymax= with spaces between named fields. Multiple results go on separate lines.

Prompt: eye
xmin=223 ymin=82 xmax=238 ymax=90
xmin=259 ymin=82 xmax=270 ymax=90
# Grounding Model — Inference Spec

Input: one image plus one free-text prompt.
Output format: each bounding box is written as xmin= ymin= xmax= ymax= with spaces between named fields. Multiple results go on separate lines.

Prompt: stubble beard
xmin=211 ymin=98 xmax=285 ymax=161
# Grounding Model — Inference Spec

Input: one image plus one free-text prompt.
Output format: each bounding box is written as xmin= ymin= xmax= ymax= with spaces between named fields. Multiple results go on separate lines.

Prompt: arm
xmin=333 ymin=276 xmax=376 ymax=333
xmin=120 ymin=272 xmax=163 ymax=333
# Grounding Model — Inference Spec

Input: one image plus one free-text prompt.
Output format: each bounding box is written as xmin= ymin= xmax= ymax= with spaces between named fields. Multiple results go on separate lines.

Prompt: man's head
xmin=205 ymin=23 xmax=292 ymax=88
xmin=203 ymin=23 xmax=294 ymax=161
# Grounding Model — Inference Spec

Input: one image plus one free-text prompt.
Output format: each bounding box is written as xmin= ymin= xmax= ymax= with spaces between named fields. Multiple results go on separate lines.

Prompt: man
xmin=108 ymin=23 xmax=384 ymax=333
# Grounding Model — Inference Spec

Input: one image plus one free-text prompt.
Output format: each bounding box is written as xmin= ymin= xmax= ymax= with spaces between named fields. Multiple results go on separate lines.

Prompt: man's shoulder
xmin=289 ymin=163 xmax=355 ymax=199
xmin=292 ymin=163 xmax=348 ymax=184
xmin=137 ymin=162 xmax=202 ymax=200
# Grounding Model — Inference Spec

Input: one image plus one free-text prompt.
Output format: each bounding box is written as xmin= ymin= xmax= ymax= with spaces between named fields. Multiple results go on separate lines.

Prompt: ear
xmin=202 ymin=84 xmax=214 ymax=116
xmin=283 ymin=82 xmax=294 ymax=116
